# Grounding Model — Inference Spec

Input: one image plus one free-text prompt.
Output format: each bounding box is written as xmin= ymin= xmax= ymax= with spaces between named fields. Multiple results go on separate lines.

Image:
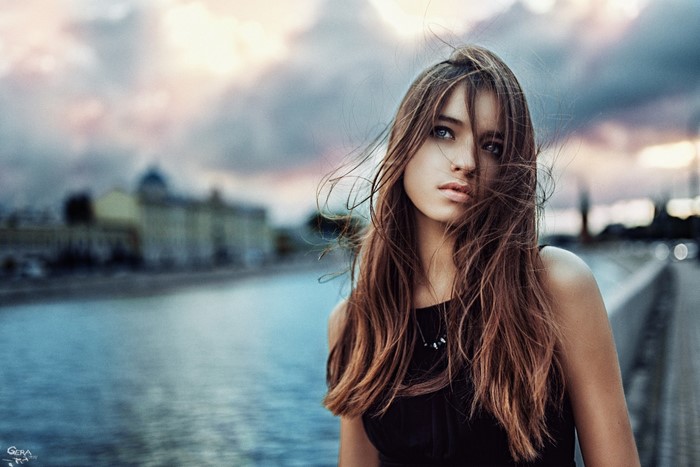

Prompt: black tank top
xmin=362 ymin=301 xmax=576 ymax=466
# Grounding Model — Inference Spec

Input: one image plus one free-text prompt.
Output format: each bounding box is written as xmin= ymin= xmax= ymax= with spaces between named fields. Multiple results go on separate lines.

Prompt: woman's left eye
xmin=482 ymin=141 xmax=503 ymax=157
xmin=431 ymin=126 xmax=455 ymax=140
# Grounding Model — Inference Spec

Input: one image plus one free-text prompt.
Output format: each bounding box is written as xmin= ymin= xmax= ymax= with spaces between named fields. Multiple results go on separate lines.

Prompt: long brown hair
xmin=323 ymin=45 xmax=564 ymax=462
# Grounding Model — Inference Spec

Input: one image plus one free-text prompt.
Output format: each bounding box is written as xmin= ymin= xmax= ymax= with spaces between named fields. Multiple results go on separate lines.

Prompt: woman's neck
xmin=413 ymin=214 xmax=457 ymax=308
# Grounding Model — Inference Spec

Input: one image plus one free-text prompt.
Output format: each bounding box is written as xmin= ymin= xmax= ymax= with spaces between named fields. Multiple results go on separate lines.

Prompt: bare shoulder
xmin=328 ymin=298 xmax=349 ymax=348
xmin=539 ymin=246 xmax=595 ymax=287
xmin=538 ymin=245 xmax=608 ymax=333
xmin=539 ymin=249 xmax=640 ymax=465
xmin=539 ymin=246 xmax=600 ymax=308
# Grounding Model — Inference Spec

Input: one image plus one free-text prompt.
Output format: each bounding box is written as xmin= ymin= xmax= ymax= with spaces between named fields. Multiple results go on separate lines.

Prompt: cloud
xmin=566 ymin=0 xmax=700 ymax=130
xmin=190 ymin=0 xmax=700 ymax=177
xmin=186 ymin=0 xmax=410 ymax=174
xmin=475 ymin=0 xmax=700 ymax=135
xmin=67 ymin=6 xmax=148 ymax=90
xmin=0 ymin=0 xmax=698 ymax=221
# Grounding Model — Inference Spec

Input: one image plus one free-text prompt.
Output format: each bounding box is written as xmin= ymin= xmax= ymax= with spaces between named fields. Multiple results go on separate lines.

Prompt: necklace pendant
xmin=422 ymin=335 xmax=447 ymax=350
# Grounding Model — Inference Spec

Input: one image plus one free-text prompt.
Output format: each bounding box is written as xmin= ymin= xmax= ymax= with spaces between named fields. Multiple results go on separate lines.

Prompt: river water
xmin=0 ymin=252 xmax=634 ymax=466
xmin=0 ymin=266 xmax=347 ymax=466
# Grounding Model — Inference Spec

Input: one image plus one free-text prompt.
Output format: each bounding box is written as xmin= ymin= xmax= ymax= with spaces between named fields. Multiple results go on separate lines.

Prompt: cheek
xmin=402 ymin=157 xmax=425 ymax=201
xmin=404 ymin=147 xmax=431 ymax=177
xmin=402 ymin=161 xmax=416 ymax=195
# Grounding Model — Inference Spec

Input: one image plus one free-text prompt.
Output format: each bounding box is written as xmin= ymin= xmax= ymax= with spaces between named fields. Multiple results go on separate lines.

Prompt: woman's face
xmin=402 ymin=84 xmax=502 ymax=229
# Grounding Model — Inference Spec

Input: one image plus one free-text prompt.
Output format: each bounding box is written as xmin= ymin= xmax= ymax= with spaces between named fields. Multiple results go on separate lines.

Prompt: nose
xmin=449 ymin=143 xmax=477 ymax=176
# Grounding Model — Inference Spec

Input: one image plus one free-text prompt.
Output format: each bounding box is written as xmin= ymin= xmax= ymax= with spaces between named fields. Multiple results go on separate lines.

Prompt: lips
xmin=438 ymin=181 xmax=471 ymax=203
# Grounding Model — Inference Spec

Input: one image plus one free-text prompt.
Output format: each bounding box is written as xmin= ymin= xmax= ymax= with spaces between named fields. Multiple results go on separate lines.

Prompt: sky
xmin=0 ymin=0 xmax=699 ymax=228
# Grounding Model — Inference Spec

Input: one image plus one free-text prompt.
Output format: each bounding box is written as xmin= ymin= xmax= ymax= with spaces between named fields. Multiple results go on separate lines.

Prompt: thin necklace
xmin=416 ymin=313 xmax=447 ymax=350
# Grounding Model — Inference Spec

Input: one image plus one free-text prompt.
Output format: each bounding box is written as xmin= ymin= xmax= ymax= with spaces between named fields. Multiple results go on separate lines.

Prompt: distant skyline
xmin=1 ymin=0 xmax=699 ymax=226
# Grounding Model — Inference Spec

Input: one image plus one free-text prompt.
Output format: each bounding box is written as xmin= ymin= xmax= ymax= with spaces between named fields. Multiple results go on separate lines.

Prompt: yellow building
xmin=94 ymin=168 xmax=274 ymax=268
xmin=0 ymin=168 xmax=274 ymax=275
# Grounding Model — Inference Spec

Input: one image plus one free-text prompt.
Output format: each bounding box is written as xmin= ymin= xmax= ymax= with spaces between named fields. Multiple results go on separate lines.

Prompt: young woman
xmin=323 ymin=45 xmax=640 ymax=466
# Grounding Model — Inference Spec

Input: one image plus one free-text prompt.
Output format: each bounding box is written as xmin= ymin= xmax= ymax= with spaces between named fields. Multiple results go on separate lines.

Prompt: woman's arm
xmin=339 ymin=416 xmax=380 ymax=467
xmin=541 ymin=247 xmax=640 ymax=467
xmin=328 ymin=300 xmax=380 ymax=467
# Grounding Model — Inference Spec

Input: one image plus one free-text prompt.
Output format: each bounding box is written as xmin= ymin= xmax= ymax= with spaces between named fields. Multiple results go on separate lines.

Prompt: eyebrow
xmin=436 ymin=114 xmax=464 ymax=126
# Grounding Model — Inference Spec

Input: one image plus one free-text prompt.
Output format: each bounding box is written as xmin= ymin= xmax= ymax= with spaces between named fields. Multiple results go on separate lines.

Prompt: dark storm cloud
xmin=1 ymin=0 xmax=699 ymax=212
xmin=188 ymin=0 xmax=422 ymax=173
xmin=0 ymin=4 xmax=151 ymax=208
xmin=6 ymin=146 xmax=135 ymax=202
xmin=0 ymin=88 xmax=136 ymax=205
xmin=67 ymin=7 xmax=148 ymax=90
xmin=0 ymin=123 xmax=137 ymax=209
xmin=566 ymin=0 xmax=700 ymax=129
xmin=473 ymin=0 xmax=700 ymax=134
xmin=194 ymin=0 xmax=699 ymax=177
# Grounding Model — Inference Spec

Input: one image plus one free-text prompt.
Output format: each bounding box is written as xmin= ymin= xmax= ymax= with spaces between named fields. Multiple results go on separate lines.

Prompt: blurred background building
xmin=0 ymin=167 xmax=274 ymax=276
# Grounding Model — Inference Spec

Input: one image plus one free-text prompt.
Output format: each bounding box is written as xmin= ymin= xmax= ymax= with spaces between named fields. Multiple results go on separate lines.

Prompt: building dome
xmin=138 ymin=167 xmax=169 ymax=200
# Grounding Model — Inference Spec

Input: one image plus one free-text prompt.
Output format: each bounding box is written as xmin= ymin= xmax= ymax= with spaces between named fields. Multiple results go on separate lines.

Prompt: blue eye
xmin=431 ymin=126 xmax=454 ymax=140
xmin=482 ymin=141 xmax=503 ymax=157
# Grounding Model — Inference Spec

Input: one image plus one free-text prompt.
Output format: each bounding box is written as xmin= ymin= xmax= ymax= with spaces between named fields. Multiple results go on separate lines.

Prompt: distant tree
xmin=308 ymin=211 xmax=340 ymax=238
xmin=307 ymin=211 xmax=364 ymax=238
xmin=64 ymin=192 xmax=95 ymax=225
xmin=274 ymin=230 xmax=296 ymax=257
xmin=306 ymin=211 xmax=366 ymax=256
xmin=2 ymin=256 xmax=17 ymax=275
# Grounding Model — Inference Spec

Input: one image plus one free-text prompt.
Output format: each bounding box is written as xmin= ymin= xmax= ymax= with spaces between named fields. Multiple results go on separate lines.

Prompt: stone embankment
xmin=573 ymin=245 xmax=671 ymax=466
xmin=0 ymin=253 xmax=343 ymax=307
xmin=606 ymin=258 xmax=670 ymax=381
xmin=575 ymin=246 xmax=699 ymax=466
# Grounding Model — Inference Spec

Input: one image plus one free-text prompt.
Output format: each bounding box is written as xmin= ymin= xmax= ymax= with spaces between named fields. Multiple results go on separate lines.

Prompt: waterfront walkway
xmin=656 ymin=261 xmax=700 ymax=467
